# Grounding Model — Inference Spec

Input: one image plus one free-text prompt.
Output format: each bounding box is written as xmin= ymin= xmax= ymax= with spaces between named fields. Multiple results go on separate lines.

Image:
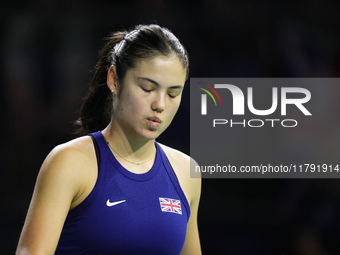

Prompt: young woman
xmin=16 ymin=24 xmax=201 ymax=254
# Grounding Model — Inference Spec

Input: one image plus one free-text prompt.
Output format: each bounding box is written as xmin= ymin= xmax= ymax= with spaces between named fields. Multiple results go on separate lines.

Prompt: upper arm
xmin=180 ymin=159 xmax=202 ymax=255
xmin=16 ymin=140 xmax=94 ymax=255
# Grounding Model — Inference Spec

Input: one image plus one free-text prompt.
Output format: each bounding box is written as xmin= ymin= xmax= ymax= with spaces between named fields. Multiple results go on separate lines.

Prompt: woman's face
xmin=110 ymin=55 xmax=187 ymax=141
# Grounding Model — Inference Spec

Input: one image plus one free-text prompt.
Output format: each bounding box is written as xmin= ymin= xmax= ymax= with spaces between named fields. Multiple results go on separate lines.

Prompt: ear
xmin=107 ymin=65 xmax=118 ymax=93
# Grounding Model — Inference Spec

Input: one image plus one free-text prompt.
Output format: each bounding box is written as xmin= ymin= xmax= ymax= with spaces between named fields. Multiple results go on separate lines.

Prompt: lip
xmin=146 ymin=116 xmax=162 ymax=129
xmin=147 ymin=116 xmax=161 ymax=123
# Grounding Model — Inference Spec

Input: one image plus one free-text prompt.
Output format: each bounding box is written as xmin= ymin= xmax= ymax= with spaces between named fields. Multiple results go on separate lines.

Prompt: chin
xmin=140 ymin=130 xmax=163 ymax=141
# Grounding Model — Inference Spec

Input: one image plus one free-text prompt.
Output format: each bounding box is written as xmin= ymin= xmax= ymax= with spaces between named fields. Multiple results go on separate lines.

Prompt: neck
xmin=101 ymin=122 xmax=156 ymax=165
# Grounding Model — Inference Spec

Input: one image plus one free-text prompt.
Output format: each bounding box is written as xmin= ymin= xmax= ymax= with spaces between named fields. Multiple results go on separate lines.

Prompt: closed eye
xmin=168 ymin=89 xmax=182 ymax=99
xmin=141 ymin=87 xmax=153 ymax=93
xmin=168 ymin=93 xmax=178 ymax=98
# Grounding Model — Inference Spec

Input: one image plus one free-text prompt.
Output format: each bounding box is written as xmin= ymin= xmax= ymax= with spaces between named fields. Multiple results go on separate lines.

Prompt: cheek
xmin=173 ymin=98 xmax=182 ymax=112
xmin=166 ymin=101 xmax=181 ymax=120
xmin=122 ymin=93 xmax=145 ymax=115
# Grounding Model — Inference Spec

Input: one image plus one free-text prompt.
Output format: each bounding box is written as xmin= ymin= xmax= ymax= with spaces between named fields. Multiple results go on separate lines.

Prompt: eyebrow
xmin=137 ymin=77 xmax=183 ymax=89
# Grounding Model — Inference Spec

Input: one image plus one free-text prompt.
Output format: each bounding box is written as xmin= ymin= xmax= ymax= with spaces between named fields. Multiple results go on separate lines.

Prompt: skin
xmin=16 ymin=54 xmax=201 ymax=255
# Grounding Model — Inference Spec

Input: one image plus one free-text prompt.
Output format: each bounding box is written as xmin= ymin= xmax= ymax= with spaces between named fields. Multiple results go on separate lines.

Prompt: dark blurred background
xmin=2 ymin=0 xmax=340 ymax=254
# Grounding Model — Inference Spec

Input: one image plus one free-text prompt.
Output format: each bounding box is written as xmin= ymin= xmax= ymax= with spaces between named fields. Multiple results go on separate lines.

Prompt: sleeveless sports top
xmin=55 ymin=131 xmax=190 ymax=255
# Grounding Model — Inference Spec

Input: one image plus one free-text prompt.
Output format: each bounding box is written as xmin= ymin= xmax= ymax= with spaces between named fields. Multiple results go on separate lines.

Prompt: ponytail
xmin=76 ymin=31 xmax=127 ymax=134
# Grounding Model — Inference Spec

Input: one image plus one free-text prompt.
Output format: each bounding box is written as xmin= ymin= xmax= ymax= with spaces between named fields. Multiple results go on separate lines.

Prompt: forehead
xmin=128 ymin=55 xmax=187 ymax=86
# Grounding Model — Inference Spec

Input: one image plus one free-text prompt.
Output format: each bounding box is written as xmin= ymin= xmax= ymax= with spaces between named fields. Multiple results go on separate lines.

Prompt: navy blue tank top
xmin=55 ymin=131 xmax=190 ymax=255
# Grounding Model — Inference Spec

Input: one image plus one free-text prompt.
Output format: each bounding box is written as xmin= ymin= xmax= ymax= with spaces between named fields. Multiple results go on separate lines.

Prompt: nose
xmin=151 ymin=93 xmax=165 ymax=113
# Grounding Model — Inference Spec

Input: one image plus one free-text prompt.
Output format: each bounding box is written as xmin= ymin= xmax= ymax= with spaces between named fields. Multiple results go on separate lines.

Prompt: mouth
xmin=147 ymin=116 xmax=161 ymax=123
xmin=146 ymin=116 xmax=162 ymax=129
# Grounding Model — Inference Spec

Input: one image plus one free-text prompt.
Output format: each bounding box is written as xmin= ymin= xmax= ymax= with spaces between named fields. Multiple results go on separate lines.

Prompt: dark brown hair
xmin=76 ymin=24 xmax=189 ymax=134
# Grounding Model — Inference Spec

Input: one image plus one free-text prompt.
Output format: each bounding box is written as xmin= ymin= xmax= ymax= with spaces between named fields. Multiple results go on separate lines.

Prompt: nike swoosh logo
xmin=106 ymin=199 xmax=126 ymax=207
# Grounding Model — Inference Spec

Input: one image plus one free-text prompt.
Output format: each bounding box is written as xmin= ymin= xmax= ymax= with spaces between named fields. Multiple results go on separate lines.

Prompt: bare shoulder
xmin=42 ymin=135 xmax=95 ymax=176
xmin=158 ymin=143 xmax=190 ymax=168
xmin=38 ymin=135 xmax=97 ymax=208
xmin=52 ymin=135 xmax=94 ymax=157
xmin=158 ymin=143 xmax=200 ymax=176
xmin=158 ymin=143 xmax=201 ymax=206
xmin=51 ymin=135 xmax=94 ymax=161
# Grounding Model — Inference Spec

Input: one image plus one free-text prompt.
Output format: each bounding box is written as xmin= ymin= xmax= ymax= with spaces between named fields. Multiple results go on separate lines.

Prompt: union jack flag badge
xmin=159 ymin=197 xmax=182 ymax=215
